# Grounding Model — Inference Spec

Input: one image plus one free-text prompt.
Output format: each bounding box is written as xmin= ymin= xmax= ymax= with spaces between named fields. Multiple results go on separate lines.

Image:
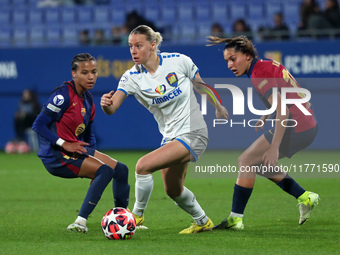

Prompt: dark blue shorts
xmin=43 ymin=148 xmax=96 ymax=178
xmin=264 ymin=124 xmax=318 ymax=158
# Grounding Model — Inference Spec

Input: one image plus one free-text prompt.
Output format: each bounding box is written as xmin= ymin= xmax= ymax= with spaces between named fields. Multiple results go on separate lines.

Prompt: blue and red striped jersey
xmin=248 ymin=58 xmax=317 ymax=133
xmin=34 ymin=80 xmax=96 ymax=163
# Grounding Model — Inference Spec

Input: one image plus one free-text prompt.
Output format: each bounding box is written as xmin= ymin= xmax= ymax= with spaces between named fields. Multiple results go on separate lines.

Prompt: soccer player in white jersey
xmin=101 ymin=25 xmax=229 ymax=234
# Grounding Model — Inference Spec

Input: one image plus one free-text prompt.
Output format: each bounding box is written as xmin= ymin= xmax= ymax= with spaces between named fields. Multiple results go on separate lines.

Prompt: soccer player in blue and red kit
xmin=208 ymin=36 xmax=320 ymax=230
xmin=33 ymin=53 xmax=130 ymax=234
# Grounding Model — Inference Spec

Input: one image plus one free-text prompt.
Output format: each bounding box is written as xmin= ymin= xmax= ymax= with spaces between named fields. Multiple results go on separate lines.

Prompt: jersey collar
xmin=140 ymin=54 xmax=163 ymax=74
xmin=247 ymin=58 xmax=258 ymax=77
xmin=158 ymin=53 xmax=163 ymax=66
xmin=69 ymin=80 xmax=86 ymax=99
xmin=140 ymin=65 xmax=147 ymax=73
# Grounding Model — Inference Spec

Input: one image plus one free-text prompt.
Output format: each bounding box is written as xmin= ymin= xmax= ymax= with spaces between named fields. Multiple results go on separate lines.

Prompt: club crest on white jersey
xmin=166 ymin=72 xmax=178 ymax=87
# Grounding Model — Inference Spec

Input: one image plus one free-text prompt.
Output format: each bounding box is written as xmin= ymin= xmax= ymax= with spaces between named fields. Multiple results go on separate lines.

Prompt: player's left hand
xmin=262 ymin=146 xmax=279 ymax=166
xmin=215 ymin=105 xmax=229 ymax=120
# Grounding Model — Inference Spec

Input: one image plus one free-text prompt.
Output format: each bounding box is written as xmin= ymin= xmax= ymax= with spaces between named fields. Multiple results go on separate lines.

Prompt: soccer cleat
xmin=179 ymin=218 xmax=214 ymax=234
xmin=67 ymin=222 xmax=88 ymax=234
xmin=298 ymin=191 xmax=320 ymax=225
xmin=132 ymin=212 xmax=148 ymax=229
xmin=132 ymin=212 xmax=144 ymax=225
xmin=213 ymin=216 xmax=244 ymax=230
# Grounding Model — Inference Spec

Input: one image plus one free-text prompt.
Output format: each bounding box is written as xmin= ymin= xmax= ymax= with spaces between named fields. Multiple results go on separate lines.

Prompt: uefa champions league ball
xmin=5 ymin=141 xmax=17 ymax=154
xmin=101 ymin=208 xmax=136 ymax=240
xmin=17 ymin=141 xmax=30 ymax=154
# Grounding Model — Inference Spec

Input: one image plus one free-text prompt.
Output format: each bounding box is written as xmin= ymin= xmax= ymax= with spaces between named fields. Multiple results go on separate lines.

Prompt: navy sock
xmin=78 ymin=164 xmax=114 ymax=219
xmin=112 ymin=162 xmax=130 ymax=208
xmin=231 ymin=184 xmax=253 ymax=214
xmin=276 ymin=174 xmax=305 ymax=199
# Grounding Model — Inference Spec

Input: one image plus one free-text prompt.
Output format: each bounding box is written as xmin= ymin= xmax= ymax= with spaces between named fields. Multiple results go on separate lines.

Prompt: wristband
xmin=56 ymin=138 xmax=65 ymax=147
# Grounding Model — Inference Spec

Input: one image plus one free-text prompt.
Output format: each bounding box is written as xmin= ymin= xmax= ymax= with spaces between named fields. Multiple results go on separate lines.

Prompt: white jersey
xmin=117 ymin=52 xmax=207 ymax=138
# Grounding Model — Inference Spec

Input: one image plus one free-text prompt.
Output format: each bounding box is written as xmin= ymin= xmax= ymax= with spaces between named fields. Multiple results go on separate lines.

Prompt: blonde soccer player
xmin=101 ymin=25 xmax=229 ymax=234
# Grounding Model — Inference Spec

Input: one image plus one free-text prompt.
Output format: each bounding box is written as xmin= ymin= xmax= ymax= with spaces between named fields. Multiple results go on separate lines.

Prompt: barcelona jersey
xmin=248 ymin=58 xmax=317 ymax=133
xmin=35 ymin=80 xmax=96 ymax=163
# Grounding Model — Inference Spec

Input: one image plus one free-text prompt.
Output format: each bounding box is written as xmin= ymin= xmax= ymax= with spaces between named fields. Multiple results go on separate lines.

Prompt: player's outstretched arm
xmin=192 ymin=72 xmax=229 ymax=120
xmin=101 ymin=90 xmax=127 ymax=115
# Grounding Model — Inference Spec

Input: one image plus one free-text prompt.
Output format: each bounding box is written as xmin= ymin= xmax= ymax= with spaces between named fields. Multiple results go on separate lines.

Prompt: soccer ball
xmin=17 ymin=141 xmax=30 ymax=154
xmin=101 ymin=207 xmax=136 ymax=240
xmin=5 ymin=141 xmax=17 ymax=154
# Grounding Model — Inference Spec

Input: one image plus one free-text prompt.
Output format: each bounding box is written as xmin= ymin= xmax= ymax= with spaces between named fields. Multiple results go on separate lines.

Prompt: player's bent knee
xmin=114 ymin=162 xmax=129 ymax=182
xmin=91 ymin=164 xmax=115 ymax=180
xmin=238 ymin=153 xmax=249 ymax=167
xmin=135 ymin=158 xmax=151 ymax=175
xmin=238 ymin=150 xmax=258 ymax=167
xmin=164 ymin=187 xmax=182 ymax=199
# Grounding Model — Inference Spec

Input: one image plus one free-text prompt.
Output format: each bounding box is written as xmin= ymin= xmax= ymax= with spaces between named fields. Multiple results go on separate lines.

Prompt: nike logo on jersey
xmin=152 ymin=87 xmax=182 ymax=105
xmin=73 ymin=102 xmax=77 ymax=106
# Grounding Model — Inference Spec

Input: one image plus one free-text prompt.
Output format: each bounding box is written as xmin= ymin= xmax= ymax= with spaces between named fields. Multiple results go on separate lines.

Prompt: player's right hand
xmin=62 ymin=141 xmax=89 ymax=154
xmin=215 ymin=105 xmax=229 ymax=121
xmin=100 ymin=90 xmax=115 ymax=107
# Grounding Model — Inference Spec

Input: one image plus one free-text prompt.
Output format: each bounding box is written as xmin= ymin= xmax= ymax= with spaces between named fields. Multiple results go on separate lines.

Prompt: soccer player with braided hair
xmin=33 ymin=53 xmax=130 ymax=234
xmin=208 ymin=36 xmax=319 ymax=230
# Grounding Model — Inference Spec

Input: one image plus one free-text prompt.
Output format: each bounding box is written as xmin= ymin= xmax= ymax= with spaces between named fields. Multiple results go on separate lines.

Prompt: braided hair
xmin=52 ymin=53 xmax=96 ymax=93
xmin=71 ymin=53 xmax=96 ymax=71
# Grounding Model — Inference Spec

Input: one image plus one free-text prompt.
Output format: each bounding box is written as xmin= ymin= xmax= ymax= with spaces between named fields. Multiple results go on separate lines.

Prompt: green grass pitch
xmin=0 ymin=150 xmax=339 ymax=255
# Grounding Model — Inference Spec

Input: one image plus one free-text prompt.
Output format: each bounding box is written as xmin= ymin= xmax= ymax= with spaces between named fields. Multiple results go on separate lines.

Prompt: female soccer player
xmin=32 ymin=53 xmax=130 ymax=234
xmin=101 ymin=25 xmax=229 ymax=234
xmin=208 ymin=36 xmax=319 ymax=230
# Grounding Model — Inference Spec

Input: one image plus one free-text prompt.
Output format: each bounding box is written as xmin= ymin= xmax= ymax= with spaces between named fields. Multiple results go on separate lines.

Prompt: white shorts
xmin=161 ymin=128 xmax=209 ymax=162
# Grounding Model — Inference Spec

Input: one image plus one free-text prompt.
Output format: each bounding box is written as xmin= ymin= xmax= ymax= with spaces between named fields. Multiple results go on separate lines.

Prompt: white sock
xmin=76 ymin=216 xmax=87 ymax=226
xmin=230 ymin=212 xmax=244 ymax=218
xmin=173 ymin=186 xmax=208 ymax=225
xmin=132 ymin=173 xmax=154 ymax=217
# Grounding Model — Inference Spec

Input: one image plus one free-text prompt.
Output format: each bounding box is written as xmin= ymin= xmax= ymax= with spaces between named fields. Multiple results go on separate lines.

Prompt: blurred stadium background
xmin=1 ymin=0 xmax=340 ymax=152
